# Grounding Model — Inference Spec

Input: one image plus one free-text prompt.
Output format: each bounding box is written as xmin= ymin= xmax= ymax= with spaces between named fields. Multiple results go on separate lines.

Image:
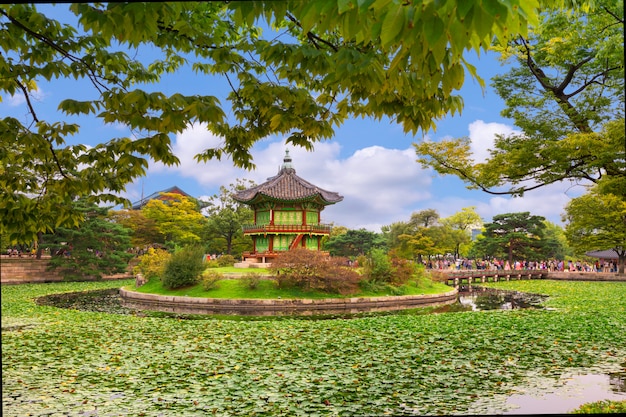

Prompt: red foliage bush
xmin=269 ymin=248 xmax=360 ymax=295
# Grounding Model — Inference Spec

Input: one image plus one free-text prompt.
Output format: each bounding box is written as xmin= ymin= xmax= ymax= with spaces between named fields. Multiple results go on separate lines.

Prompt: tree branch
xmin=285 ymin=12 xmax=339 ymax=52
xmin=15 ymin=79 xmax=69 ymax=180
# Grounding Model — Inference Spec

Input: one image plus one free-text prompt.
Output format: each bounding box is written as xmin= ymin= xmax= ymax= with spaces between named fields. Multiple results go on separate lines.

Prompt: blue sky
xmin=3 ymin=4 xmax=586 ymax=231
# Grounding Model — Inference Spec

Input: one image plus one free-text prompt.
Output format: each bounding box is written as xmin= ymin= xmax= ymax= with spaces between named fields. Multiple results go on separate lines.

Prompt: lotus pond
xmin=2 ymin=280 xmax=625 ymax=415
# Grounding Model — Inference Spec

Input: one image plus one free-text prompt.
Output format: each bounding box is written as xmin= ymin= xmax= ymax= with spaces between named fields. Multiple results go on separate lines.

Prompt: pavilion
xmin=233 ymin=150 xmax=343 ymax=267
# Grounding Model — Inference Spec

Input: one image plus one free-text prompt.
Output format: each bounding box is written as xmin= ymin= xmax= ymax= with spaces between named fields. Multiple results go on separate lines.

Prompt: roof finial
xmin=281 ymin=148 xmax=294 ymax=171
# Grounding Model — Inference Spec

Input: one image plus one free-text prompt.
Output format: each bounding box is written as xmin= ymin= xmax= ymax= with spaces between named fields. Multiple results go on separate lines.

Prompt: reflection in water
xmin=467 ymin=371 xmax=626 ymax=415
xmin=431 ymin=286 xmax=549 ymax=313
xmin=503 ymin=373 xmax=626 ymax=415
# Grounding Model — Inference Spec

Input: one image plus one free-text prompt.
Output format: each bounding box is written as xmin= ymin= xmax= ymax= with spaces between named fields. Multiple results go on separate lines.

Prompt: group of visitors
xmin=425 ymin=258 xmax=618 ymax=273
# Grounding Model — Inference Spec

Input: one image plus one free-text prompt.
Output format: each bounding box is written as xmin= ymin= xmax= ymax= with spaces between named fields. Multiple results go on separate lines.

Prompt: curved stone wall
xmin=119 ymin=288 xmax=458 ymax=317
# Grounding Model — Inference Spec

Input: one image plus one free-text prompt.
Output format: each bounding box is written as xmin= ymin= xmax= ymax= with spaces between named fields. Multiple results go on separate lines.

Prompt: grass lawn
xmin=132 ymin=274 xmax=451 ymax=299
xmin=2 ymin=279 xmax=625 ymax=415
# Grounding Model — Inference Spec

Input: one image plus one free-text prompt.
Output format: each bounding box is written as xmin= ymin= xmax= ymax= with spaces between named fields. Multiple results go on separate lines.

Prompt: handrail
xmin=242 ymin=224 xmax=333 ymax=234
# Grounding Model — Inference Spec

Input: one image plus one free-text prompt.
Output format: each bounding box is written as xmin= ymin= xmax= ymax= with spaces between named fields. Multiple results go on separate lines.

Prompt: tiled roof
xmin=585 ymin=249 xmax=620 ymax=259
xmin=131 ymin=186 xmax=192 ymax=210
xmin=234 ymin=167 xmax=343 ymax=205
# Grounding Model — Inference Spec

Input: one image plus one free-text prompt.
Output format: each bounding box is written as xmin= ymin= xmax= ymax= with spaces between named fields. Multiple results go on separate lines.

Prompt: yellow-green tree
xmin=142 ymin=193 xmax=207 ymax=248
xmin=416 ymin=0 xmax=624 ymax=196
xmin=564 ymin=185 xmax=626 ymax=274
xmin=441 ymin=206 xmax=483 ymax=258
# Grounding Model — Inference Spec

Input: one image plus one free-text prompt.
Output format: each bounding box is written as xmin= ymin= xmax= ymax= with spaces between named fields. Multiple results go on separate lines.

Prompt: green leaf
xmin=380 ymin=6 xmax=406 ymax=48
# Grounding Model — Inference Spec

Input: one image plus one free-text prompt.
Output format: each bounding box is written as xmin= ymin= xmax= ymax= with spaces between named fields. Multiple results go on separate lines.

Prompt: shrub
xmin=201 ymin=270 xmax=223 ymax=291
xmin=429 ymin=270 xmax=449 ymax=283
xmin=389 ymin=257 xmax=416 ymax=286
xmin=216 ymin=254 xmax=236 ymax=267
xmin=362 ymin=248 xmax=393 ymax=283
xmin=162 ymin=246 xmax=206 ymax=289
xmin=269 ymin=248 xmax=360 ymax=295
xmin=361 ymin=249 xmax=418 ymax=288
xmin=241 ymin=272 xmax=262 ymax=290
xmin=205 ymin=259 xmax=220 ymax=268
xmin=133 ymin=248 xmax=171 ymax=281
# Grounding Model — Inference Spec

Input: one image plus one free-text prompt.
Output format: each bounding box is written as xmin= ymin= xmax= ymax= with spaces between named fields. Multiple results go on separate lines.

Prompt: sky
xmin=3 ymin=4 xmax=587 ymax=232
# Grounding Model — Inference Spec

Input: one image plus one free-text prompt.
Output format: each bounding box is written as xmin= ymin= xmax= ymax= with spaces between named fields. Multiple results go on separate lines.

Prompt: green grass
xmin=132 ymin=275 xmax=451 ymax=299
xmin=2 ymin=280 xmax=625 ymax=416
xmin=208 ymin=266 xmax=267 ymax=274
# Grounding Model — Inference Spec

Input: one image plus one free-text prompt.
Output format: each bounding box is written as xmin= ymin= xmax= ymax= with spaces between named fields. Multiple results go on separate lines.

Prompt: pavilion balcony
xmin=241 ymin=223 xmax=333 ymax=234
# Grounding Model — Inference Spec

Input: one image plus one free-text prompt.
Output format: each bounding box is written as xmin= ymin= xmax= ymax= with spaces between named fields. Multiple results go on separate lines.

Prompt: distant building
xmin=131 ymin=186 xmax=194 ymax=210
xmin=233 ymin=150 xmax=343 ymax=266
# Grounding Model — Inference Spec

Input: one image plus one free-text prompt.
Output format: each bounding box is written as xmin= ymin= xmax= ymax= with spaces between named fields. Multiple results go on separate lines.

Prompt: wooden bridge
xmin=442 ymin=270 xmax=547 ymax=287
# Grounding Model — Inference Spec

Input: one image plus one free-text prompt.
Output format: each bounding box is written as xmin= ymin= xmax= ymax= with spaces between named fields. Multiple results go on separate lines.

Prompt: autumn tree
xmin=109 ymin=209 xmax=163 ymax=248
xmin=2 ymin=1 xmax=564 ymax=244
xmin=415 ymin=0 xmax=624 ymax=196
xmin=142 ymin=193 xmax=207 ymax=248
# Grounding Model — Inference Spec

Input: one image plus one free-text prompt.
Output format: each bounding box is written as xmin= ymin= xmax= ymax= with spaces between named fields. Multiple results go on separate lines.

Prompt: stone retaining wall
xmin=119 ymin=288 xmax=459 ymax=316
xmin=0 ymin=257 xmax=132 ymax=284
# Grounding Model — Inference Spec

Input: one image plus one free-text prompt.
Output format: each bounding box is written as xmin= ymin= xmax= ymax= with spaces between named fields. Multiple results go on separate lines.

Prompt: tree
xmin=142 ymin=193 xmax=207 ymax=248
xmin=324 ymin=228 xmax=385 ymax=258
xmin=109 ymin=209 xmax=163 ymax=248
xmin=473 ymin=212 xmax=547 ymax=264
xmin=2 ymin=1 xmax=564 ymax=244
xmin=42 ymin=199 xmax=133 ymax=280
xmin=409 ymin=209 xmax=440 ymax=228
xmin=205 ymin=180 xmax=254 ymax=256
xmin=415 ymin=1 xmax=624 ymax=196
xmin=541 ymin=220 xmax=571 ymax=260
xmin=564 ymin=185 xmax=626 ymax=273
xmin=441 ymin=206 xmax=483 ymax=258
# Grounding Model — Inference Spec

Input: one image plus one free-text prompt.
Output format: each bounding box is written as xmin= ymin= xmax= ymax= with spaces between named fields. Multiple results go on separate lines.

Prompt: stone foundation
xmin=120 ymin=288 xmax=458 ymax=316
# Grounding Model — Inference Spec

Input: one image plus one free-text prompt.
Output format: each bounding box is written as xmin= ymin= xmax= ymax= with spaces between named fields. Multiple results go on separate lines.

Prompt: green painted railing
xmin=242 ymin=224 xmax=332 ymax=234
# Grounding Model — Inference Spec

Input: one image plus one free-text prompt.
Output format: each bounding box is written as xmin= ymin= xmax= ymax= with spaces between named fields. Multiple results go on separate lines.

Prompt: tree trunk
xmin=619 ymin=255 xmax=625 ymax=275
xmin=35 ymin=232 xmax=44 ymax=259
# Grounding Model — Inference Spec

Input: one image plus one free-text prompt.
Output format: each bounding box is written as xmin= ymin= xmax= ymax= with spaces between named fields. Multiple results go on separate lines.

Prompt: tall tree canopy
xmin=1 ymin=1 xmax=580 ymax=244
xmin=564 ymin=183 xmax=626 ymax=273
xmin=472 ymin=212 xmax=548 ymax=264
xmin=42 ymin=199 xmax=133 ymax=280
xmin=205 ymin=180 xmax=254 ymax=256
xmin=142 ymin=193 xmax=207 ymax=248
xmin=324 ymin=228 xmax=385 ymax=258
xmin=415 ymin=0 xmax=624 ymax=196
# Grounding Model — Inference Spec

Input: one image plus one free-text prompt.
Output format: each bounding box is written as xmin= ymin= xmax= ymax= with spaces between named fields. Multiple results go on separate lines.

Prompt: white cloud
xmin=135 ymin=119 xmax=582 ymax=232
xmin=468 ymin=120 xmax=520 ymax=163
xmin=5 ymin=86 xmax=46 ymax=107
xmin=148 ymin=125 xmax=433 ymax=231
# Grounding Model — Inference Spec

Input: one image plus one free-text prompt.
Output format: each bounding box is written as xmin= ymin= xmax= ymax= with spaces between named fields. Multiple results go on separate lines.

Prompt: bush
xmin=133 ymin=248 xmax=171 ymax=281
xmin=361 ymin=249 xmax=417 ymax=288
xmin=162 ymin=246 xmax=206 ymax=289
xmin=362 ymin=248 xmax=393 ymax=283
xmin=269 ymin=248 xmax=360 ymax=295
xmin=241 ymin=272 xmax=262 ymax=290
xmin=217 ymin=254 xmax=236 ymax=267
xmin=201 ymin=270 xmax=223 ymax=291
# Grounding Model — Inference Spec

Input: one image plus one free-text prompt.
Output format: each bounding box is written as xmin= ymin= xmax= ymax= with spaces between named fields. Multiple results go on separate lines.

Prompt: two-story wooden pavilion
xmin=233 ymin=150 xmax=343 ymax=266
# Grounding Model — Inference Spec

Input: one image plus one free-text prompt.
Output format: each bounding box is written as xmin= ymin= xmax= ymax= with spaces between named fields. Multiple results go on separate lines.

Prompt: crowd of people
xmin=425 ymin=258 xmax=619 ymax=273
